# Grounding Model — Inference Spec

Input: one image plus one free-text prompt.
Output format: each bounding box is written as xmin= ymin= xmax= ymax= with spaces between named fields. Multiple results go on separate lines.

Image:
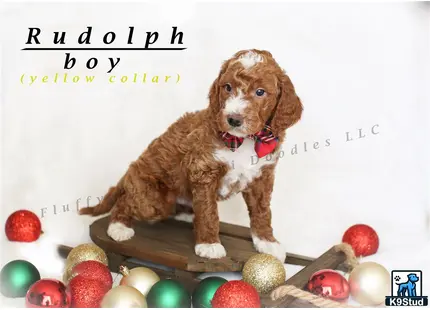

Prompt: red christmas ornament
xmin=307 ymin=269 xmax=350 ymax=301
xmin=26 ymin=279 xmax=71 ymax=308
xmin=5 ymin=210 xmax=42 ymax=242
xmin=342 ymin=224 xmax=379 ymax=257
xmin=211 ymin=280 xmax=260 ymax=308
xmin=67 ymin=275 xmax=109 ymax=308
xmin=70 ymin=260 xmax=112 ymax=289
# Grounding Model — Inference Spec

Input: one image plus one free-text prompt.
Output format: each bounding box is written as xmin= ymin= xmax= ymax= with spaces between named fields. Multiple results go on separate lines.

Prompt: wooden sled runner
xmin=58 ymin=216 xmax=351 ymax=308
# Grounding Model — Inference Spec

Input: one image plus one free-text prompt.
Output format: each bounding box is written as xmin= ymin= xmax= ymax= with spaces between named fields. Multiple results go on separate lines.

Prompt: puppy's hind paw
xmin=195 ymin=243 xmax=226 ymax=259
xmin=252 ymin=234 xmax=286 ymax=263
xmin=107 ymin=222 xmax=135 ymax=242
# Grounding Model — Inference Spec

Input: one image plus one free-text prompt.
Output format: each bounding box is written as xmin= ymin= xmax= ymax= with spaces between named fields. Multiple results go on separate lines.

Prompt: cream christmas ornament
xmin=349 ymin=262 xmax=390 ymax=306
xmin=119 ymin=265 xmax=160 ymax=296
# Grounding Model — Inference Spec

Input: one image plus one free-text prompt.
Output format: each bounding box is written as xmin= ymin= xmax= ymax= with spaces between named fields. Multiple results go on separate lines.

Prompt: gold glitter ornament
xmin=119 ymin=266 xmax=160 ymax=296
xmin=63 ymin=243 xmax=108 ymax=283
xmin=349 ymin=262 xmax=390 ymax=306
xmin=242 ymin=253 xmax=286 ymax=294
xmin=101 ymin=285 xmax=148 ymax=308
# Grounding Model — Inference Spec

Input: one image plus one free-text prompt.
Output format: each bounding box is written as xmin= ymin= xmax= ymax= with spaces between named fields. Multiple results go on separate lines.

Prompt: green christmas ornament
xmin=192 ymin=276 xmax=228 ymax=308
xmin=146 ymin=279 xmax=191 ymax=308
xmin=0 ymin=260 xmax=41 ymax=298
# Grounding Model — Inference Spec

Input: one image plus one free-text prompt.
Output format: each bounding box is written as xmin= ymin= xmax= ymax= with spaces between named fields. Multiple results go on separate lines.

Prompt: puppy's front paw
xmin=195 ymin=243 xmax=227 ymax=259
xmin=174 ymin=213 xmax=195 ymax=223
xmin=107 ymin=222 xmax=135 ymax=242
xmin=252 ymin=234 xmax=286 ymax=262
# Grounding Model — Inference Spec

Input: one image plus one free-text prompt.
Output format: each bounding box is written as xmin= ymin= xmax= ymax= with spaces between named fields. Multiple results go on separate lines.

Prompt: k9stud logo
xmin=385 ymin=270 xmax=428 ymax=307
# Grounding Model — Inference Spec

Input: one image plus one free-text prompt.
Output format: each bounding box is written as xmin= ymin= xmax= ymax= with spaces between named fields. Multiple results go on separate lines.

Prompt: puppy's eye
xmin=256 ymin=89 xmax=265 ymax=97
xmin=224 ymin=84 xmax=232 ymax=92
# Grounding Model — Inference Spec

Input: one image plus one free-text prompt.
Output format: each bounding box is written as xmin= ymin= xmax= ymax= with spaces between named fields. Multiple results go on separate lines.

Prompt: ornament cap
xmin=119 ymin=265 xmax=130 ymax=276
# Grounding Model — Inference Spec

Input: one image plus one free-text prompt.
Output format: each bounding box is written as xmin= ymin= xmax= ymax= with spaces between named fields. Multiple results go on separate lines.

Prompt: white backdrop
xmin=1 ymin=2 xmax=430 ymax=306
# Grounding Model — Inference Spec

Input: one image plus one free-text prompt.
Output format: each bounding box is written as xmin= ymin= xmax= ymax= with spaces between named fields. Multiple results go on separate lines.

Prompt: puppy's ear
xmin=208 ymin=60 xmax=229 ymax=115
xmin=271 ymin=72 xmax=303 ymax=136
xmin=208 ymin=77 xmax=220 ymax=115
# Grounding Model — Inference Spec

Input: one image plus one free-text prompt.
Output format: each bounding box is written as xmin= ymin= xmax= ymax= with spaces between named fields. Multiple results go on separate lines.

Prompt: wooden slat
xmin=218 ymin=221 xmax=316 ymax=267
xmin=90 ymin=217 xmax=254 ymax=272
xmin=89 ymin=216 xmax=316 ymax=272
xmin=152 ymin=218 xmax=316 ymax=267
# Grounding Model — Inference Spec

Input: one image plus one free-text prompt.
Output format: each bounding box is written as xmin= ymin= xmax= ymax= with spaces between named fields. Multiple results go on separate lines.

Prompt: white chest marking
xmin=213 ymin=139 xmax=277 ymax=198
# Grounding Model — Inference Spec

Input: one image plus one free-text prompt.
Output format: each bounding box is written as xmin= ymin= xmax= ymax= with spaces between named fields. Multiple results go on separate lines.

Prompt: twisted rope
xmin=270 ymin=243 xmax=362 ymax=308
xmin=271 ymin=284 xmax=360 ymax=308
xmin=334 ymin=242 xmax=360 ymax=271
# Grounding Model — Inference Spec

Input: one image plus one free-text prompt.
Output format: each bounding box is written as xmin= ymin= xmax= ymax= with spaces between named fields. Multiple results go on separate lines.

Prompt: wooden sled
xmin=58 ymin=216 xmax=351 ymax=308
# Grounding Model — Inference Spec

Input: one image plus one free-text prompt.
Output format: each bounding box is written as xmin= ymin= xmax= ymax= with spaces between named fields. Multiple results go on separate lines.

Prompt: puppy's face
xmin=209 ymin=50 xmax=303 ymax=137
xmin=217 ymin=51 xmax=279 ymax=137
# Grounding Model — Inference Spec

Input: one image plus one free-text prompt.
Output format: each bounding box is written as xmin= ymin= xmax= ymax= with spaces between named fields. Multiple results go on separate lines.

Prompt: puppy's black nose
xmin=227 ymin=114 xmax=243 ymax=127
